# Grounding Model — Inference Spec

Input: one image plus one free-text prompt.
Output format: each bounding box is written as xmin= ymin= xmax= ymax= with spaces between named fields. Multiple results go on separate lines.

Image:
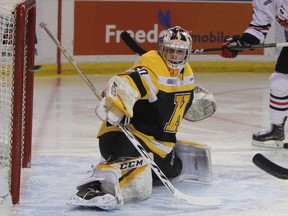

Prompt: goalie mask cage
xmin=0 ymin=0 xmax=36 ymax=205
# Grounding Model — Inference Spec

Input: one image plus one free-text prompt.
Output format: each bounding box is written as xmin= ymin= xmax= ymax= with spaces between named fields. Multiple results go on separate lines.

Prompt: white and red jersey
xmin=244 ymin=0 xmax=284 ymax=43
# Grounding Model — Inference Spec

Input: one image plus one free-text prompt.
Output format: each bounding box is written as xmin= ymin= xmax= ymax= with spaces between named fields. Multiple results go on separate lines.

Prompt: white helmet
xmin=158 ymin=26 xmax=192 ymax=76
xmin=276 ymin=0 xmax=288 ymax=29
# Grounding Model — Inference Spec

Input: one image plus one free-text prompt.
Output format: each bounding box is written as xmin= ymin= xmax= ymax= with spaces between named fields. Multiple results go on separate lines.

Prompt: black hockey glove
xmin=220 ymin=35 xmax=244 ymax=58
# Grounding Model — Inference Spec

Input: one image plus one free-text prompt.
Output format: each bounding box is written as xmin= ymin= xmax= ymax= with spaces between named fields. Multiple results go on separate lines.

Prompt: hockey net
xmin=0 ymin=0 xmax=35 ymax=205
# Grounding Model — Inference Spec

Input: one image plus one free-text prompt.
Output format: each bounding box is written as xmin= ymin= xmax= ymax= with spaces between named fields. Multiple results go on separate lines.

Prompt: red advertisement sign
xmin=74 ymin=1 xmax=262 ymax=55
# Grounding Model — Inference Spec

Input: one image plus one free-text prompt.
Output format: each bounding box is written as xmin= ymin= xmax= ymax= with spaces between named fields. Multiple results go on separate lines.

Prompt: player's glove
xmin=220 ymin=35 xmax=244 ymax=58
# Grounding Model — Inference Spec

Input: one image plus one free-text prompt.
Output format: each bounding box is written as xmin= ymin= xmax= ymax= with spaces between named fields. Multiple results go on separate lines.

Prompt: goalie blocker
xmin=68 ymin=141 xmax=212 ymax=210
xmin=96 ymin=75 xmax=139 ymax=125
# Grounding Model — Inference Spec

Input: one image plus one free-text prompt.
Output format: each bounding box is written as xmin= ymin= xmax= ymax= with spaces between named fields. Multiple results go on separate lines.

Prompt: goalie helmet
xmin=158 ymin=26 xmax=192 ymax=76
xmin=276 ymin=0 xmax=288 ymax=29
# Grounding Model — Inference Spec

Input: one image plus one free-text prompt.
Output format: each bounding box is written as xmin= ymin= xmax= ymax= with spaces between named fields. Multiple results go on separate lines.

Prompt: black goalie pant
xmin=98 ymin=131 xmax=182 ymax=180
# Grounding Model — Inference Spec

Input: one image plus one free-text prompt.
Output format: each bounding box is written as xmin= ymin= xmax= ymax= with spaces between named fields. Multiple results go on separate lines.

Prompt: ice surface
xmin=2 ymin=73 xmax=288 ymax=216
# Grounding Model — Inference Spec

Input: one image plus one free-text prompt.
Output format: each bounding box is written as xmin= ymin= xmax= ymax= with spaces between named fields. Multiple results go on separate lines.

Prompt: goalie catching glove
xmin=184 ymin=86 xmax=216 ymax=122
xmin=95 ymin=76 xmax=139 ymax=125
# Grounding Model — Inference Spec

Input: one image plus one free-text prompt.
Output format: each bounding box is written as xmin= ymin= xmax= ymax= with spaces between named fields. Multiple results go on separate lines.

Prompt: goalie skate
xmin=67 ymin=181 xmax=118 ymax=210
xmin=67 ymin=171 xmax=121 ymax=210
xmin=68 ymin=192 xmax=117 ymax=210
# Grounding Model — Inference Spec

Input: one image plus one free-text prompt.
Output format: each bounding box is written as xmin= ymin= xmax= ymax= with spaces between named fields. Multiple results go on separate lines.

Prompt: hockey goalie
xmin=68 ymin=26 xmax=216 ymax=210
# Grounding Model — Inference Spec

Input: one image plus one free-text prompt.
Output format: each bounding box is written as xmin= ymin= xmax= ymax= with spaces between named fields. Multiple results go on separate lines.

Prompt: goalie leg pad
xmin=116 ymin=156 xmax=153 ymax=203
xmin=68 ymin=156 xmax=152 ymax=210
xmin=172 ymin=141 xmax=212 ymax=183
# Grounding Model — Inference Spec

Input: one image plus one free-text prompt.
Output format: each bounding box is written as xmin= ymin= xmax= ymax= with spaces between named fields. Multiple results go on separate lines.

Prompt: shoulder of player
xmin=139 ymin=50 xmax=163 ymax=65
xmin=253 ymin=0 xmax=276 ymax=14
xmin=133 ymin=50 xmax=168 ymax=75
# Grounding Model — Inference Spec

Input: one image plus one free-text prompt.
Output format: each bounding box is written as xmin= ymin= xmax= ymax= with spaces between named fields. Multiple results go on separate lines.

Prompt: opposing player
xmin=220 ymin=0 xmax=288 ymax=148
xmin=68 ymin=26 xmax=216 ymax=210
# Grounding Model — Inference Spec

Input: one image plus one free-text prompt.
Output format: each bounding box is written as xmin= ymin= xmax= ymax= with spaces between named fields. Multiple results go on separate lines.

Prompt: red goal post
xmin=0 ymin=0 xmax=36 ymax=205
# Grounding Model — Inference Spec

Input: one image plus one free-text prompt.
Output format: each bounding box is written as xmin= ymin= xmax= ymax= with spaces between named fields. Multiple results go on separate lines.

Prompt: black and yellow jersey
xmin=97 ymin=50 xmax=195 ymax=158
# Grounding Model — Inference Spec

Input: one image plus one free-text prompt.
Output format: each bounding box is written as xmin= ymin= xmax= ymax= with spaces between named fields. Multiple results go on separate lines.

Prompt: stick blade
xmin=252 ymin=153 xmax=288 ymax=179
xmin=28 ymin=65 xmax=42 ymax=72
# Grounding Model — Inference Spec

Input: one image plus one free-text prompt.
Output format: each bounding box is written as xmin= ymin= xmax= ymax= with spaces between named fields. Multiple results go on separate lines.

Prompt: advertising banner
xmin=74 ymin=1 xmax=262 ymax=55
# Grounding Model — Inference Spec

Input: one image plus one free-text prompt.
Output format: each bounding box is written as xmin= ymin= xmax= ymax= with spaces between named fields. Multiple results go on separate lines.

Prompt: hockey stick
xmin=40 ymin=22 xmax=221 ymax=206
xmin=252 ymin=153 xmax=288 ymax=179
xmin=40 ymin=23 xmax=102 ymax=100
xmin=120 ymin=31 xmax=288 ymax=55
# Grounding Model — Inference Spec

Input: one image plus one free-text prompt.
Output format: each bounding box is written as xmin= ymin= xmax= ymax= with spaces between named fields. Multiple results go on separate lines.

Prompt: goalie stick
xmin=120 ymin=31 xmax=288 ymax=55
xmin=252 ymin=153 xmax=288 ymax=180
xmin=40 ymin=22 xmax=221 ymax=206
